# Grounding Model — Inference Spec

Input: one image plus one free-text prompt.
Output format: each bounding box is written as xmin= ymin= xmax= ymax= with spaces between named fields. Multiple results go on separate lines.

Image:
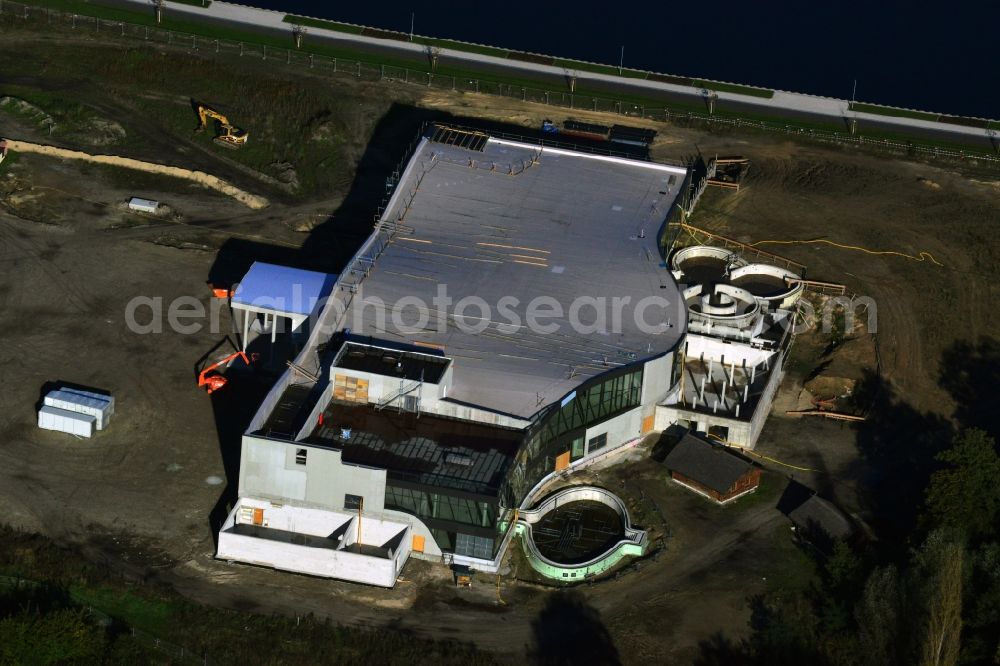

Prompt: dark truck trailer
xmin=561 ymin=120 xmax=611 ymax=141
xmin=610 ymin=125 xmax=657 ymax=147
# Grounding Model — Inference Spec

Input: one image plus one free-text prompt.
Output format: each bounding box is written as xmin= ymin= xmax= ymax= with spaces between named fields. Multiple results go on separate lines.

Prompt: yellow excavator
xmin=195 ymin=104 xmax=248 ymax=149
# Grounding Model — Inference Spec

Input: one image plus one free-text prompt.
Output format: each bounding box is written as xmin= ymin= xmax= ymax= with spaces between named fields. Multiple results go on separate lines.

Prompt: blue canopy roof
xmin=232 ymin=262 xmax=337 ymax=316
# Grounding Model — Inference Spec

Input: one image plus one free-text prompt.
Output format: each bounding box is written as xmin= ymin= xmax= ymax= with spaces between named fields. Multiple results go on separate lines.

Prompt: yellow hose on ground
xmin=749 ymin=238 xmax=943 ymax=267
xmin=706 ymin=432 xmax=819 ymax=472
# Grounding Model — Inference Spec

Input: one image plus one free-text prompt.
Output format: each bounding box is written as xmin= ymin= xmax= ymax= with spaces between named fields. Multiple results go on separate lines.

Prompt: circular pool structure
xmin=671 ymin=246 xmax=805 ymax=318
xmin=729 ymin=263 xmax=804 ymax=309
xmin=515 ymin=486 xmax=647 ymax=581
xmin=671 ymin=245 xmax=747 ymax=285
xmin=682 ymin=283 xmax=760 ymax=329
xmin=532 ymin=500 xmax=625 ymax=565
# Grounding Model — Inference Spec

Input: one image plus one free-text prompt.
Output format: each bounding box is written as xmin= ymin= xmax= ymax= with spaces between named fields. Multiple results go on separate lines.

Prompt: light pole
xmin=618 ymin=45 xmax=624 ymax=76
xmin=410 ymin=12 xmax=414 ymax=41
xmin=849 ymin=79 xmax=859 ymax=135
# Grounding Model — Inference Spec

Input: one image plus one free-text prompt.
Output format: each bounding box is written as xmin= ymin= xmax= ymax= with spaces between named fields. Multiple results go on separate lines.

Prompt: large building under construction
xmin=216 ymin=125 xmax=798 ymax=586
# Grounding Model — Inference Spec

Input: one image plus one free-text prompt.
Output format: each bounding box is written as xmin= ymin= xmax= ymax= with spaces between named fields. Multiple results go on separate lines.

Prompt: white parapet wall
xmin=729 ymin=263 xmax=804 ymax=310
xmin=216 ymin=498 xmax=411 ymax=588
xmin=656 ymin=329 xmax=791 ymax=449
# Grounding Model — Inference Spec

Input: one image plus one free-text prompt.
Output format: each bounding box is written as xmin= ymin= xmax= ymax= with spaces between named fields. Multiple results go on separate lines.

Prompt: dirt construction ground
xmin=1 ymin=25 xmax=999 ymax=664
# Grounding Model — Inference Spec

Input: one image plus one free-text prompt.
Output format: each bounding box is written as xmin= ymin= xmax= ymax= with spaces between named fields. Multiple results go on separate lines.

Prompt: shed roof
xmin=788 ymin=494 xmax=854 ymax=541
xmin=232 ymin=262 xmax=337 ymax=317
xmin=663 ymin=433 xmax=755 ymax=494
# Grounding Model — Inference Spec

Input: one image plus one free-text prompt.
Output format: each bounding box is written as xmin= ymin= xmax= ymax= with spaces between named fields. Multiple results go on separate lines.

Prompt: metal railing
xmin=2 ymin=0 xmax=998 ymax=165
xmin=667 ymin=222 xmax=808 ymax=275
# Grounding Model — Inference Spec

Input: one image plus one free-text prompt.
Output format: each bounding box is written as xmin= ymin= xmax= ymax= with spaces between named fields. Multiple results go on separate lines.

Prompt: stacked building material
xmin=37 ymin=386 xmax=114 ymax=438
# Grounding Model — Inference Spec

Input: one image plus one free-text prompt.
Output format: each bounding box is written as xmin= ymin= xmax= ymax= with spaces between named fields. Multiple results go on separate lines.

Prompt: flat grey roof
xmin=343 ymin=131 xmax=688 ymax=418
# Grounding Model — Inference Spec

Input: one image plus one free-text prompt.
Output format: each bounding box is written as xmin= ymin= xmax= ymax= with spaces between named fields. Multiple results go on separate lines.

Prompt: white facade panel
xmin=238 ymin=436 xmax=386 ymax=512
xmin=585 ymin=406 xmax=643 ymax=456
xmin=641 ymin=353 xmax=674 ymax=406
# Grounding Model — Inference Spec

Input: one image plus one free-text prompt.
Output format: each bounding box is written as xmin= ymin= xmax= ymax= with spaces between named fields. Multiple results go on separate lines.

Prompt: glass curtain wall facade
xmin=500 ymin=365 xmax=644 ymax=510
xmin=384 ymin=481 xmax=500 ymax=558
xmin=383 ymin=364 xmax=645 ymax=561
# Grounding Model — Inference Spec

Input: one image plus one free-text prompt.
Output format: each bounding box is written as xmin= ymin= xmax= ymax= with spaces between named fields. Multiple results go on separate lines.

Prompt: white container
xmin=38 ymin=406 xmax=95 ymax=438
xmin=44 ymin=390 xmax=111 ymax=430
xmin=60 ymin=387 xmax=115 ymax=416
xmin=128 ymin=197 xmax=159 ymax=214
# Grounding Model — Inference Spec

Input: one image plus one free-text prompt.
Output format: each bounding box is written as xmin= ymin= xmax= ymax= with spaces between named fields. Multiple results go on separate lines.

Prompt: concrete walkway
xmin=132 ymin=0 xmax=994 ymax=145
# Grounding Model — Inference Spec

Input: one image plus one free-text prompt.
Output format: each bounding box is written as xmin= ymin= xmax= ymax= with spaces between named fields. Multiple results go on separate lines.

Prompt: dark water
xmin=678 ymin=256 xmax=728 ymax=286
xmin=730 ymin=274 xmax=791 ymax=298
xmin=244 ymin=0 xmax=993 ymax=118
xmin=533 ymin=500 xmax=624 ymax=564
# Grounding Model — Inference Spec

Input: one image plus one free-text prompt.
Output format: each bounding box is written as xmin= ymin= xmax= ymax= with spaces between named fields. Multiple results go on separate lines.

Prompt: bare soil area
xmin=1 ymin=25 xmax=999 ymax=665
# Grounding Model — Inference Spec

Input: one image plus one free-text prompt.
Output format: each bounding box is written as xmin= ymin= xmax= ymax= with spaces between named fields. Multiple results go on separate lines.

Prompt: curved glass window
xmin=501 ymin=364 xmax=644 ymax=508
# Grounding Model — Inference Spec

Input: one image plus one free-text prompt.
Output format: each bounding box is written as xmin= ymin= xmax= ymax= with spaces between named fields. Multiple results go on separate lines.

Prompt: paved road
xmin=105 ymin=0 xmax=998 ymax=155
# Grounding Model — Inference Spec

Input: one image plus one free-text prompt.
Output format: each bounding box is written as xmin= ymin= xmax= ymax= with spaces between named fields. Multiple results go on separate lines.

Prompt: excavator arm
xmin=194 ymin=104 xmax=249 ymax=149
xmin=198 ymin=351 xmax=257 ymax=394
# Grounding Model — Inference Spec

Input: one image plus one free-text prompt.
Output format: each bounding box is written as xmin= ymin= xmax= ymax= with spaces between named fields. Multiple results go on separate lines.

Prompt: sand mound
xmin=3 ymin=138 xmax=268 ymax=209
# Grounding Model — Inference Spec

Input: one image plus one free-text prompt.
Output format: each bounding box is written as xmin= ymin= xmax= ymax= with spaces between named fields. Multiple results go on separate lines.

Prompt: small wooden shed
xmin=663 ymin=433 xmax=761 ymax=503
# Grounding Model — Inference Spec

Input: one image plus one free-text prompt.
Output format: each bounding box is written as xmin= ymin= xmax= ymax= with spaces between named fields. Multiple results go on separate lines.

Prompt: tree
xmin=961 ymin=543 xmax=1000 ymax=664
xmin=925 ymin=429 xmax=1000 ymax=540
xmin=745 ymin=593 xmax=823 ymax=664
xmin=855 ymin=566 xmax=902 ymax=666
xmin=820 ymin=541 xmax=865 ymax=635
xmin=916 ymin=538 xmax=963 ymax=666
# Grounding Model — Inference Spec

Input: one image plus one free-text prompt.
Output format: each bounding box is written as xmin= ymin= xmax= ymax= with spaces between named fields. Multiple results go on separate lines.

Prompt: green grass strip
xmin=287 ymin=14 xmax=510 ymax=58
xmin=553 ymin=58 xmax=649 ymax=80
xmin=413 ymin=36 xmax=509 ymax=58
xmin=69 ymin=584 xmax=178 ymax=636
xmin=694 ymin=80 xmax=774 ymax=99
xmin=27 ymin=0 xmax=427 ymax=69
xmin=283 ymin=14 xmax=363 ymax=35
xmin=849 ymin=102 xmax=940 ymax=121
